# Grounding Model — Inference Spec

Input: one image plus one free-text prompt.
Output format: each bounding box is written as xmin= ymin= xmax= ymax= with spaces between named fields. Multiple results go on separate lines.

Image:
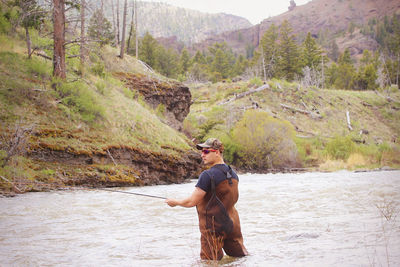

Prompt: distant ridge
xmin=191 ymin=0 xmax=400 ymax=57
xmin=135 ymin=1 xmax=252 ymax=44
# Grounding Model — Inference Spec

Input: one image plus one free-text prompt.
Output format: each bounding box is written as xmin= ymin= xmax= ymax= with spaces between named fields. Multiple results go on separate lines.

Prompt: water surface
xmin=1 ymin=170 xmax=399 ymax=266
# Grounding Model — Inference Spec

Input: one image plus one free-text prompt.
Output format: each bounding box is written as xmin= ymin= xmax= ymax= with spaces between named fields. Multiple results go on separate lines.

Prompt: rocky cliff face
xmin=28 ymin=144 xmax=201 ymax=188
xmin=114 ymin=73 xmax=191 ymax=132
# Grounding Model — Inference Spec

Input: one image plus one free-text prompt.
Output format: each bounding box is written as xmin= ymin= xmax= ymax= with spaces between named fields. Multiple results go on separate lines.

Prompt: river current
xmin=1 ymin=170 xmax=400 ymax=266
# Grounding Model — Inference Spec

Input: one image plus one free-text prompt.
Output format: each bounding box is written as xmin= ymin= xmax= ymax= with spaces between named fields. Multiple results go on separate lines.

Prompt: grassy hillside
xmin=0 ymin=33 xmax=197 ymax=195
xmin=184 ymin=78 xmax=400 ymax=171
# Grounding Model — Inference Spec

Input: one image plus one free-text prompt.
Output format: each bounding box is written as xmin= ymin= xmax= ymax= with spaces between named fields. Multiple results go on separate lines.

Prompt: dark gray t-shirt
xmin=195 ymin=164 xmax=239 ymax=192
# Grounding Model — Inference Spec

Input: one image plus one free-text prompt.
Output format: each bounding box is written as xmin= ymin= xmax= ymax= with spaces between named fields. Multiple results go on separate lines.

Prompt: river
xmin=1 ymin=170 xmax=399 ymax=266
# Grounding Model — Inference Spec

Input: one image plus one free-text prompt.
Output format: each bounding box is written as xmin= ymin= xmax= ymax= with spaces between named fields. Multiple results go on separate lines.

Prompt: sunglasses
xmin=201 ymin=149 xmax=217 ymax=154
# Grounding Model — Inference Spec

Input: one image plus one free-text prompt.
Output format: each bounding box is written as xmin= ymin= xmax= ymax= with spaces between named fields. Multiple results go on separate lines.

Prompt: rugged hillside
xmin=186 ymin=79 xmax=400 ymax=171
xmin=99 ymin=1 xmax=252 ymax=45
xmin=0 ymin=38 xmax=201 ymax=196
xmin=192 ymin=0 xmax=400 ymax=57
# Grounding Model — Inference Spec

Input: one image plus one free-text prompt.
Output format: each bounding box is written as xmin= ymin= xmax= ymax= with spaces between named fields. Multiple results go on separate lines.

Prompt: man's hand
xmin=165 ymin=199 xmax=178 ymax=207
xmin=165 ymin=187 xmax=206 ymax=208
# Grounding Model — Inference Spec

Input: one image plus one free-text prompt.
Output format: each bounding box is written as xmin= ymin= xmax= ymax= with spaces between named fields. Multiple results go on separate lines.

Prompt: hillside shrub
xmin=25 ymin=57 xmax=50 ymax=79
xmin=325 ymin=135 xmax=355 ymax=160
xmin=232 ymin=110 xmax=299 ymax=170
xmin=249 ymin=76 xmax=263 ymax=87
xmin=91 ymin=62 xmax=106 ymax=77
xmin=0 ymin=13 xmax=10 ymax=34
xmin=196 ymin=119 xmax=224 ymax=141
xmin=95 ymin=81 xmax=106 ymax=95
xmin=55 ymin=80 xmax=104 ymax=122
xmin=219 ymin=134 xmax=241 ymax=165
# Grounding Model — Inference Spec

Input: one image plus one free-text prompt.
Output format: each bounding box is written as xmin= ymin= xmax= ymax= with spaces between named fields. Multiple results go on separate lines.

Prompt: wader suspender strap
xmin=212 ymin=165 xmax=233 ymax=185
xmin=210 ymin=173 xmax=216 ymax=193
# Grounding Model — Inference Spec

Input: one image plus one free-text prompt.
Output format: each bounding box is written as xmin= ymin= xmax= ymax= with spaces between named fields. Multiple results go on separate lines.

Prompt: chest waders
xmin=196 ymin=165 xmax=248 ymax=260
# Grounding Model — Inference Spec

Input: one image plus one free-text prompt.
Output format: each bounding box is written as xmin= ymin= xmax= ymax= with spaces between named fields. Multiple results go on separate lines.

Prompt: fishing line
xmin=98 ymin=188 xmax=166 ymax=199
xmin=1 ymin=179 xmax=167 ymax=199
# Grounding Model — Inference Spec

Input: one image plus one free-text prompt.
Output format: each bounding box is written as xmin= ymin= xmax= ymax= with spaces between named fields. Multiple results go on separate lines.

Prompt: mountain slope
xmin=99 ymin=1 xmax=252 ymax=45
xmin=192 ymin=0 xmax=400 ymax=56
xmin=136 ymin=2 xmax=252 ymax=44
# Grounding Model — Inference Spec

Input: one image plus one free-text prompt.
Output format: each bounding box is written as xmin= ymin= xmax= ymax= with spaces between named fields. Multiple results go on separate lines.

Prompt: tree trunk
xmin=80 ymin=0 xmax=86 ymax=74
xmin=397 ymin=53 xmax=399 ymax=89
xmin=116 ymin=0 xmax=120 ymax=46
xmin=53 ymin=0 xmax=66 ymax=79
xmin=127 ymin=2 xmax=135 ymax=54
xmin=135 ymin=0 xmax=138 ymax=58
xmin=261 ymin=45 xmax=266 ymax=81
xmin=119 ymin=0 xmax=127 ymax=59
xmin=25 ymin=27 xmax=32 ymax=59
xmin=111 ymin=0 xmax=118 ymax=46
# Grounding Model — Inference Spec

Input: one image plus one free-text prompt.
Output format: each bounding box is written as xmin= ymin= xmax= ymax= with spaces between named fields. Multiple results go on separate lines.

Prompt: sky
xmin=142 ymin=0 xmax=312 ymax=25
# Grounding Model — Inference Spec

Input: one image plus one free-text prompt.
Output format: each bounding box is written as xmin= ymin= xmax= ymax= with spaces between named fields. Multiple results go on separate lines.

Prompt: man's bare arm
xmin=165 ymin=187 xmax=206 ymax=208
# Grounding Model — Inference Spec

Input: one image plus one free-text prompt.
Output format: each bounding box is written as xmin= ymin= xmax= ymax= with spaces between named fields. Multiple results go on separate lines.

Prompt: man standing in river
xmin=165 ymin=138 xmax=248 ymax=260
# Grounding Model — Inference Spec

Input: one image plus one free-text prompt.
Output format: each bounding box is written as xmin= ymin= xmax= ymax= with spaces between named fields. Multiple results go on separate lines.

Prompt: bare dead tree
xmin=0 ymin=123 xmax=35 ymax=168
xmin=135 ymin=0 xmax=138 ymax=58
xmin=126 ymin=1 xmax=135 ymax=54
xmin=110 ymin=0 xmax=118 ymax=46
xmin=116 ymin=0 xmax=120 ymax=45
xmin=79 ymin=0 xmax=86 ymax=74
xmin=119 ymin=0 xmax=127 ymax=58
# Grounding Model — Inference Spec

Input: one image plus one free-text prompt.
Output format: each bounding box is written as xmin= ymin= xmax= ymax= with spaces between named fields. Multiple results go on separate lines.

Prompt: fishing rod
xmin=1 ymin=178 xmax=167 ymax=199
xmin=99 ymin=188 xmax=166 ymax=199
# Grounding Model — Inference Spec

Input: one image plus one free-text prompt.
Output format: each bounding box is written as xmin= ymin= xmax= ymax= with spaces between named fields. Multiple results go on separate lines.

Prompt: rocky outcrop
xmin=288 ymin=0 xmax=296 ymax=11
xmin=114 ymin=72 xmax=191 ymax=131
xmin=28 ymin=144 xmax=202 ymax=187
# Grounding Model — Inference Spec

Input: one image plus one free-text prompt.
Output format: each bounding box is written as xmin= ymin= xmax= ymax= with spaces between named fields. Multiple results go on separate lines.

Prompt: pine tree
xmin=209 ymin=42 xmax=233 ymax=80
xmin=277 ymin=20 xmax=300 ymax=81
xmin=88 ymin=9 xmax=113 ymax=47
xmin=301 ymin=32 xmax=323 ymax=69
xmin=192 ymin=50 xmax=205 ymax=65
xmin=155 ymin=46 xmax=179 ymax=78
xmin=334 ymin=49 xmax=356 ymax=89
xmin=139 ymin=32 xmax=158 ymax=68
xmin=212 ymin=48 xmax=229 ymax=80
xmin=260 ymin=23 xmax=279 ymax=79
xmin=179 ymin=48 xmax=191 ymax=75
xmin=328 ymin=40 xmax=340 ymax=62
xmin=354 ymin=50 xmax=378 ymax=90
xmin=233 ymin=55 xmax=248 ymax=77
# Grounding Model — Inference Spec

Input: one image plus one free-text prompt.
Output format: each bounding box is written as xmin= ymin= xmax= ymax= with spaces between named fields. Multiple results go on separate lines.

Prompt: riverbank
xmin=2 ymin=165 xmax=399 ymax=197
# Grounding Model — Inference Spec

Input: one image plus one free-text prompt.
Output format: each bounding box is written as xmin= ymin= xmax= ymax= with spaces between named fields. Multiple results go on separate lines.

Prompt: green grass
xmin=187 ymin=78 xmax=400 ymax=169
xmin=0 ymin=32 xmax=196 ymax=193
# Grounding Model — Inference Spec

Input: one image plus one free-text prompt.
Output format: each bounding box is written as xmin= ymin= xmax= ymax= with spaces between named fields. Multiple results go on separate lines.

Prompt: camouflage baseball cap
xmin=196 ymin=138 xmax=223 ymax=152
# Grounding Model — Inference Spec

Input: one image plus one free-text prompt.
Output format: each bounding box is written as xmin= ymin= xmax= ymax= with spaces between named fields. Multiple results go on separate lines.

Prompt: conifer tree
xmin=328 ymin=40 xmax=340 ymax=62
xmin=13 ymin=0 xmax=44 ymax=58
xmin=139 ymin=32 xmax=158 ymax=68
xmin=88 ymin=9 xmax=113 ymax=47
xmin=277 ymin=20 xmax=300 ymax=81
xmin=155 ymin=46 xmax=179 ymax=78
xmin=334 ymin=48 xmax=356 ymax=89
xmin=354 ymin=50 xmax=378 ymax=90
xmin=301 ymin=32 xmax=323 ymax=69
xmin=212 ymin=48 xmax=228 ymax=81
xmin=260 ymin=23 xmax=279 ymax=79
xmin=192 ymin=50 xmax=206 ymax=65
xmin=233 ymin=55 xmax=248 ymax=77
xmin=179 ymin=48 xmax=191 ymax=75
